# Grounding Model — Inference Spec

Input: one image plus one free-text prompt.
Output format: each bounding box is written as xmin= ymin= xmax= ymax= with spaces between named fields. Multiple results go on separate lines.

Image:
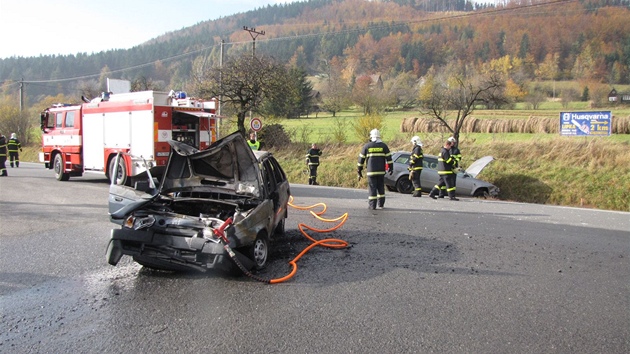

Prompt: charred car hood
xmin=161 ymin=132 xmax=262 ymax=198
xmin=465 ymin=156 xmax=494 ymax=178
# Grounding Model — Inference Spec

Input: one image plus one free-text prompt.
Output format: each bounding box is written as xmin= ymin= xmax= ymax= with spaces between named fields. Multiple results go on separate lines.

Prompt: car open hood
xmin=161 ymin=131 xmax=261 ymax=197
xmin=465 ymin=156 xmax=494 ymax=178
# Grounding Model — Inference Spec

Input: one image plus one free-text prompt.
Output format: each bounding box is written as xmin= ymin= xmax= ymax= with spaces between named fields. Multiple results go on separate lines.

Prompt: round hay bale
xmin=401 ymin=117 xmax=418 ymax=132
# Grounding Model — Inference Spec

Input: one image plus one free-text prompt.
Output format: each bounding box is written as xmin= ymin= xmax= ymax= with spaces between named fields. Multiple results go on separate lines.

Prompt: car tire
xmin=473 ymin=188 xmax=489 ymax=198
xmin=53 ymin=154 xmax=70 ymax=181
xmin=274 ymin=217 xmax=286 ymax=236
xmin=247 ymin=232 xmax=269 ymax=270
xmin=396 ymin=176 xmax=413 ymax=194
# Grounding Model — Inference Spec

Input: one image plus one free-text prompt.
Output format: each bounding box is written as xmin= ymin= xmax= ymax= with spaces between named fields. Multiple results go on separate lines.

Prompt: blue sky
xmin=0 ymin=0 xmax=296 ymax=58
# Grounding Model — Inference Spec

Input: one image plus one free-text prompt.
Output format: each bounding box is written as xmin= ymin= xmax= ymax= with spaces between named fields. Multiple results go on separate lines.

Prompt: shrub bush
xmin=259 ymin=123 xmax=291 ymax=149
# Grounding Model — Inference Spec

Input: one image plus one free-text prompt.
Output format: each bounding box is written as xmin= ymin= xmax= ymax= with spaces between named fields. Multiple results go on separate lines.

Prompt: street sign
xmin=250 ymin=117 xmax=262 ymax=132
xmin=560 ymin=111 xmax=611 ymax=136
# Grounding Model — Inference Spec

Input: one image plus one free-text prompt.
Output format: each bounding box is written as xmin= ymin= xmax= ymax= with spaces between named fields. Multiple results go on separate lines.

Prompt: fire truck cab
xmin=40 ymin=90 xmax=218 ymax=185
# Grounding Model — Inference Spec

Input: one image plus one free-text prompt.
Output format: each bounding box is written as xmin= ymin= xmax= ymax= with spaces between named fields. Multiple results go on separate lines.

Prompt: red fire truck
xmin=39 ymin=90 xmax=219 ymax=184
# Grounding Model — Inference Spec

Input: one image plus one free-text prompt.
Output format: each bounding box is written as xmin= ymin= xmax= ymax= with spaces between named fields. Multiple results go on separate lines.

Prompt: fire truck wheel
xmin=53 ymin=154 xmax=70 ymax=181
xmin=108 ymin=157 xmax=128 ymax=186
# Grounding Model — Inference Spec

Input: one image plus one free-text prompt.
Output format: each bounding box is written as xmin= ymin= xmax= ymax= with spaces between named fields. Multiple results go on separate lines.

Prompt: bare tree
xmin=77 ymin=80 xmax=101 ymax=101
xmin=524 ymin=87 xmax=547 ymax=110
xmin=560 ymin=88 xmax=579 ymax=109
xmin=131 ymin=76 xmax=164 ymax=92
xmin=419 ymin=69 xmax=504 ymax=141
xmin=192 ymin=55 xmax=288 ymax=136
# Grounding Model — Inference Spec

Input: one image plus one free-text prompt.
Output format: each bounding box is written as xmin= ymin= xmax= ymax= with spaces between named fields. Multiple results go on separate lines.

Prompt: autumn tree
xmin=191 ymin=55 xmax=289 ymax=136
xmin=419 ymin=66 xmax=504 ymax=141
xmin=352 ymin=75 xmax=388 ymax=115
xmin=320 ymin=57 xmax=351 ymax=117
xmin=384 ymin=71 xmax=419 ymax=109
xmin=0 ymin=95 xmax=33 ymax=144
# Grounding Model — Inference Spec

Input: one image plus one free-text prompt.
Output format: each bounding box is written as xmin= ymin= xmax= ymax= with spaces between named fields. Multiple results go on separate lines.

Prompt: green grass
xmin=282 ymin=104 xmax=630 ymax=144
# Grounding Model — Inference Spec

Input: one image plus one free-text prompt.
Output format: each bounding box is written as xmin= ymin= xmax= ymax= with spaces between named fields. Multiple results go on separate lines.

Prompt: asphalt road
xmin=1 ymin=163 xmax=629 ymax=353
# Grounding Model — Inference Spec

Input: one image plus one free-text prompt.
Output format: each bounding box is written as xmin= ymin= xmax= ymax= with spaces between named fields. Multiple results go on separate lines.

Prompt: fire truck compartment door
xmin=174 ymin=110 xmax=215 ymax=143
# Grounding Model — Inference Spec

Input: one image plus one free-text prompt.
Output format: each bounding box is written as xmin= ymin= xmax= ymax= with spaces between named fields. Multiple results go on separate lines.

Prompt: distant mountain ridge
xmin=1 ymin=0 xmax=628 ymax=103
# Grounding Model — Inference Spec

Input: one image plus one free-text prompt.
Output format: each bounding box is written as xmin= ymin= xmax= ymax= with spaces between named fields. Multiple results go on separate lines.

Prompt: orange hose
xmin=269 ymin=196 xmax=349 ymax=284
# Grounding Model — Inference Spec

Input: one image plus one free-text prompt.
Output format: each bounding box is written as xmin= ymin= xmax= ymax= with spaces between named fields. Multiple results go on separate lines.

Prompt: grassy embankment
xmin=272 ymin=102 xmax=630 ymax=212
xmin=20 ymin=102 xmax=630 ymax=212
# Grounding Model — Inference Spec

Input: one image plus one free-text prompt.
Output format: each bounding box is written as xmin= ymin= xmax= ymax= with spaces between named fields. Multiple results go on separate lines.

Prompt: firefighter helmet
xmin=411 ymin=136 xmax=423 ymax=146
xmin=369 ymin=129 xmax=381 ymax=141
xmin=447 ymin=136 xmax=457 ymax=144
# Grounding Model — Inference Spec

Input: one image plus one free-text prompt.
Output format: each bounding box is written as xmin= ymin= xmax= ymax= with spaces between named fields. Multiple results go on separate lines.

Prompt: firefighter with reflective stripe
xmin=305 ymin=143 xmax=322 ymax=185
xmin=357 ymin=129 xmax=393 ymax=210
xmin=0 ymin=132 xmax=7 ymax=177
xmin=409 ymin=136 xmax=424 ymax=197
xmin=429 ymin=137 xmax=459 ymax=201
xmin=247 ymin=132 xmax=261 ymax=151
xmin=439 ymin=136 xmax=461 ymax=198
xmin=8 ymin=133 xmax=22 ymax=168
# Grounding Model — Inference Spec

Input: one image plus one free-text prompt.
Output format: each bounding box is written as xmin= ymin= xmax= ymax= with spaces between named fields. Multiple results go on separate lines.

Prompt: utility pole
xmin=218 ymin=39 xmax=224 ymax=138
xmin=243 ymin=26 xmax=265 ymax=57
xmin=19 ymin=79 xmax=24 ymax=112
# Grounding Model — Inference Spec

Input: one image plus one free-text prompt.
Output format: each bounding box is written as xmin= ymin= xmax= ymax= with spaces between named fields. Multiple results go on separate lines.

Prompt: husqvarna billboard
xmin=560 ymin=111 xmax=611 ymax=136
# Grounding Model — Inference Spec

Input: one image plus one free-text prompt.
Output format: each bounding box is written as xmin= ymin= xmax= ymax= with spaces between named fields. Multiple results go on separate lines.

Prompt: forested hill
xmin=1 ymin=0 xmax=629 ymax=102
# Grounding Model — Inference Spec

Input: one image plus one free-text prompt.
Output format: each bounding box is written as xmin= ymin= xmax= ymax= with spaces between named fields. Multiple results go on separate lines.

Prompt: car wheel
xmin=53 ymin=154 xmax=70 ymax=181
xmin=274 ymin=217 xmax=286 ymax=236
xmin=248 ymin=233 xmax=269 ymax=270
xmin=473 ymin=188 xmax=489 ymax=198
xmin=108 ymin=157 xmax=128 ymax=186
xmin=396 ymin=176 xmax=413 ymax=194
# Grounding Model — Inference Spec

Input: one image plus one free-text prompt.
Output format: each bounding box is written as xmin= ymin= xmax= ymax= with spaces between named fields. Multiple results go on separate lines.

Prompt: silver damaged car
xmin=385 ymin=152 xmax=499 ymax=198
xmin=105 ymin=132 xmax=290 ymax=273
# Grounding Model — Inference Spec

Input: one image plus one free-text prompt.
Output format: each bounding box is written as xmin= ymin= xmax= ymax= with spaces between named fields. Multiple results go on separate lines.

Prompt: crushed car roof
xmin=162 ymin=132 xmax=261 ymax=197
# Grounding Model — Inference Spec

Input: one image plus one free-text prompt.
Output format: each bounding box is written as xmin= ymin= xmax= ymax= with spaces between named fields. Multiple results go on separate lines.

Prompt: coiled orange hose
xmin=268 ymin=196 xmax=349 ymax=284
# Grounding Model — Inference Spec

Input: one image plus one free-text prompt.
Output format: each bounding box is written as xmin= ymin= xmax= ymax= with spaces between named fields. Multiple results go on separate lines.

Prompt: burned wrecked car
xmin=105 ymin=132 xmax=290 ymax=273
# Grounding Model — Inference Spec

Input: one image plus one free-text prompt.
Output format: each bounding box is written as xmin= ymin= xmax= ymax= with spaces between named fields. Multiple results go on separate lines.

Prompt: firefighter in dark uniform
xmin=0 ymin=132 xmax=7 ymax=177
xmin=305 ymin=143 xmax=322 ymax=185
xmin=357 ymin=129 xmax=393 ymax=210
xmin=429 ymin=137 xmax=459 ymax=201
xmin=439 ymin=136 xmax=461 ymax=198
xmin=8 ymin=133 xmax=22 ymax=168
xmin=409 ymin=136 xmax=424 ymax=197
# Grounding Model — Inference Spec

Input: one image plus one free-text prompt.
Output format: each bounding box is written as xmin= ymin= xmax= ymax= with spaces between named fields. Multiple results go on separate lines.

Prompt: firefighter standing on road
xmin=357 ymin=129 xmax=393 ymax=210
xmin=305 ymin=143 xmax=322 ymax=185
xmin=8 ymin=133 xmax=22 ymax=168
xmin=409 ymin=136 xmax=424 ymax=197
xmin=439 ymin=136 xmax=461 ymax=198
xmin=429 ymin=137 xmax=459 ymax=201
xmin=0 ymin=132 xmax=7 ymax=177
